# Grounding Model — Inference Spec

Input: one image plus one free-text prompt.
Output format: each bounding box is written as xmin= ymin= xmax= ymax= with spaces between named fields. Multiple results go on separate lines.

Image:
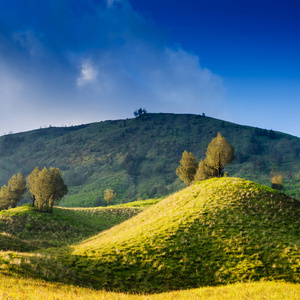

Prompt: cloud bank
xmin=0 ymin=0 xmax=225 ymax=134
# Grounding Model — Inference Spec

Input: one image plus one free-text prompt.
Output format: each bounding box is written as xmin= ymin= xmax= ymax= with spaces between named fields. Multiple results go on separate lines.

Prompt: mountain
xmin=0 ymin=113 xmax=299 ymax=206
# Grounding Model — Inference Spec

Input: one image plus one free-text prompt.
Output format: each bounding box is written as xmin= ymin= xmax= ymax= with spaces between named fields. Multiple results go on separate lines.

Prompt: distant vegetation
xmin=0 ymin=113 xmax=298 ymax=207
xmin=104 ymin=188 xmax=116 ymax=205
xmin=133 ymin=108 xmax=148 ymax=117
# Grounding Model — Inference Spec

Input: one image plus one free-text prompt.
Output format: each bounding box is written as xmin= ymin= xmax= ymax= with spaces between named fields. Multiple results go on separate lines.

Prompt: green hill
xmin=0 ymin=113 xmax=299 ymax=207
xmin=3 ymin=178 xmax=299 ymax=293
xmin=0 ymin=204 xmax=142 ymax=251
xmin=65 ymin=178 xmax=300 ymax=292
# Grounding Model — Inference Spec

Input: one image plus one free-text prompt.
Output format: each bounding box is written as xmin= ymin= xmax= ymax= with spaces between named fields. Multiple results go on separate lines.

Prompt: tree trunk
xmin=218 ymin=152 xmax=222 ymax=177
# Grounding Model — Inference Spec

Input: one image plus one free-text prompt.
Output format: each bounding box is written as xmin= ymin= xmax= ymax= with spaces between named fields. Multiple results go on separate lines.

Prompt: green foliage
xmin=26 ymin=166 xmax=41 ymax=207
xmin=27 ymin=167 xmax=68 ymax=213
xmin=194 ymin=159 xmax=217 ymax=182
xmin=204 ymin=132 xmax=235 ymax=177
xmin=271 ymin=172 xmax=283 ymax=191
xmin=104 ymin=189 xmax=116 ymax=205
xmin=0 ymin=173 xmax=25 ymax=210
xmin=0 ymin=186 xmax=10 ymax=210
xmin=122 ymin=153 xmax=144 ymax=178
xmin=176 ymin=150 xmax=198 ymax=186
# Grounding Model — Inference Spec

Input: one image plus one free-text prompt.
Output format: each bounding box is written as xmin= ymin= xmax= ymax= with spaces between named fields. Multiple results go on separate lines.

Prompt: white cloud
xmin=77 ymin=61 xmax=98 ymax=86
xmin=0 ymin=0 xmax=226 ymax=134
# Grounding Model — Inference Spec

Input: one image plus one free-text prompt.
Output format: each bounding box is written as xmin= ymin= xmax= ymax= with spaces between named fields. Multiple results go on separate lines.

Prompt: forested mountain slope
xmin=0 ymin=113 xmax=299 ymax=206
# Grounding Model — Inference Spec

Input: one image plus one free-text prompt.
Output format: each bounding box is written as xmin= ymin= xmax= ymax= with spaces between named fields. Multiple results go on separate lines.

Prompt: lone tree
xmin=0 ymin=173 xmax=26 ymax=210
xmin=27 ymin=167 xmax=68 ymax=213
xmin=176 ymin=150 xmax=198 ymax=186
xmin=133 ymin=108 xmax=147 ymax=117
xmin=271 ymin=172 xmax=283 ymax=191
xmin=204 ymin=132 xmax=235 ymax=178
xmin=104 ymin=189 xmax=116 ymax=205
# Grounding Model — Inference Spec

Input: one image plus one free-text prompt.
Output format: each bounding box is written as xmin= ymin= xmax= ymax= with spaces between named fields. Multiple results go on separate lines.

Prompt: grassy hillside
xmin=0 ymin=204 xmax=142 ymax=251
xmin=1 ymin=277 xmax=300 ymax=300
xmin=2 ymin=178 xmax=299 ymax=293
xmin=0 ymin=113 xmax=299 ymax=207
xmin=67 ymin=178 xmax=300 ymax=292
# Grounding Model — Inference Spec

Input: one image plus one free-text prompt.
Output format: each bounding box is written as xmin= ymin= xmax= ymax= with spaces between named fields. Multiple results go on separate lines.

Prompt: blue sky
xmin=0 ymin=0 xmax=299 ymax=137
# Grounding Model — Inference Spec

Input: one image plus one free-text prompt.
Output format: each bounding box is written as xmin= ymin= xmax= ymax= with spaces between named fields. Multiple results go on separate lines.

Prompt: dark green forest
xmin=0 ymin=113 xmax=299 ymax=207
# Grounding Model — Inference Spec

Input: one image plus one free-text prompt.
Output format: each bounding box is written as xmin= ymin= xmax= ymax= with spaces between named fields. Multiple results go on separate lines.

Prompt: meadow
xmin=1 ymin=277 xmax=300 ymax=300
xmin=1 ymin=178 xmax=300 ymax=298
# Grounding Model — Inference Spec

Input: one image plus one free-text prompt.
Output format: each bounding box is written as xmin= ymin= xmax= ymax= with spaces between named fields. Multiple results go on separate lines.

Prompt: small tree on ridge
xmin=176 ymin=150 xmax=198 ymax=186
xmin=205 ymin=132 xmax=235 ymax=177
xmin=133 ymin=108 xmax=147 ymax=117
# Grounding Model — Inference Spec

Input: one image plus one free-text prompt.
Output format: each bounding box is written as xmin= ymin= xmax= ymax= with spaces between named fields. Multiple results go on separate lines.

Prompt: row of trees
xmin=176 ymin=133 xmax=235 ymax=186
xmin=0 ymin=167 xmax=67 ymax=213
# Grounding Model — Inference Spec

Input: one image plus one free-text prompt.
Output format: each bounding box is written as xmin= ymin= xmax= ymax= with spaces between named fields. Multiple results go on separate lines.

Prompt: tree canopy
xmin=26 ymin=166 xmax=41 ymax=207
xmin=0 ymin=173 xmax=26 ymax=210
xmin=176 ymin=150 xmax=198 ymax=186
xmin=133 ymin=108 xmax=147 ymax=117
xmin=178 ymin=133 xmax=234 ymax=185
xmin=27 ymin=167 xmax=68 ymax=213
xmin=194 ymin=159 xmax=218 ymax=182
xmin=104 ymin=189 xmax=116 ymax=205
xmin=204 ymin=132 xmax=235 ymax=177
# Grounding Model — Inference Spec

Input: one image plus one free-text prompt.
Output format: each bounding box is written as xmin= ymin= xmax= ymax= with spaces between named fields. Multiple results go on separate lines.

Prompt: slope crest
xmin=69 ymin=177 xmax=300 ymax=292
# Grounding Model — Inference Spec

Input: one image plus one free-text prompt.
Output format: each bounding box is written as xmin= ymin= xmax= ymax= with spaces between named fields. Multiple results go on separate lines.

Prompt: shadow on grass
xmin=0 ymin=234 xmax=39 ymax=252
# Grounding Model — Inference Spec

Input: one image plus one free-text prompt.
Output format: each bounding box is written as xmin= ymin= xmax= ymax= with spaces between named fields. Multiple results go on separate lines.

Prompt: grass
xmin=64 ymin=177 xmax=300 ymax=292
xmin=1 ymin=276 xmax=300 ymax=299
xmin=114 ymin=198 xmax=163 ymax=207
xmin=1 ymin=178 xmax=299 ymax=294
xmin=0 ymin=204 xmax=142 ymax=250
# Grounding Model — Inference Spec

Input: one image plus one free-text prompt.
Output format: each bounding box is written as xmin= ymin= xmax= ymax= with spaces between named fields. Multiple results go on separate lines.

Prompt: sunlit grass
xmin=114 ymin=198 xmax=163 ymax=207
xmin=0 ymin=204 xmax=142 ymax=250
xmin=1 ymin=178 xmax=300 ymax=295
xmin=0 ymin=277 xmax=300 ymax=300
